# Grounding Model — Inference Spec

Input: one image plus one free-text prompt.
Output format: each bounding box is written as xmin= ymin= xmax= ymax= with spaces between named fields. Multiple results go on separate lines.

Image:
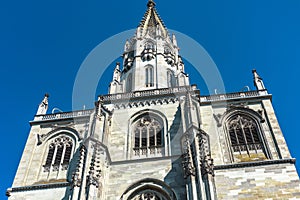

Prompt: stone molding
xmin=214 ymin=158 xmax=296 ymax=170
xmin=113 ymin=97 xmax=179 ymax=110
xmin=37 ymin=127 xmax=81 ymax=145
xmin=214 ymin=106 xmax=265 ymax=127
xmin=6 ymin=182 xmax=70 ymax=196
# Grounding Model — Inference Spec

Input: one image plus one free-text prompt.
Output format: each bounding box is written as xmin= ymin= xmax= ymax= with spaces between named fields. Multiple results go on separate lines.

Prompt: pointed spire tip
xmin=147 ymin=0 xmax=156 ymax=8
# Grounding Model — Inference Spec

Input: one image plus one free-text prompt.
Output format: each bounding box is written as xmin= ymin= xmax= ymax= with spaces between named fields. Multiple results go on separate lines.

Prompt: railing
xmin=133 ymin=146 xmax=163 ymax=157
xmin=200 ymin=90 xmax=268 ymax=103
xmin=100 ymin=88 xmax=268 ymax=103
xmin=232 ymin=143 xmax=262 ymax=153
xmin=99 ymin=86 xmax=193 ymax=102
xmin=100 ymin=87 xmax=268 ymax=103
xmin=34 ymin=109 xmax=93 ymax=122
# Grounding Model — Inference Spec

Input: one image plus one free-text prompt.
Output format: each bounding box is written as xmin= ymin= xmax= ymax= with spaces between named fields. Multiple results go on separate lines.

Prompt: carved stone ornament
xmin=181 ymin=134 xmax=195 ymax=178
xmin=37 ymin=127 xmax=80 ymax=145
xmin=198 ymin=130 xmax=214 ymax=177
xmin=213 ymin=106 xmax=265 ymax=127
xmin=87 ymin=154 xmax=102 ymax=187
xmin=131 ymin=190 xmax=167 ymax=200
xmin=213 ymin=113 xmax=222 ymax=127
xmin=200 ymin=155 xmax=214 ymax=177
xmin=71 ymin=145 xmax=86 ymax=188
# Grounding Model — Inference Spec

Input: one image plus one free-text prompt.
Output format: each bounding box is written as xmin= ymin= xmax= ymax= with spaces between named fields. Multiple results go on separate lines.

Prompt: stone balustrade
xmin=34 ymin=109 xmax=93 ymax=122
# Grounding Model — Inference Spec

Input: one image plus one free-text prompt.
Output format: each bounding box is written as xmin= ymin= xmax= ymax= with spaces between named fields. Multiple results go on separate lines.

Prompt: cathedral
xmin=7 ymin=1 xmax=300 ymax=199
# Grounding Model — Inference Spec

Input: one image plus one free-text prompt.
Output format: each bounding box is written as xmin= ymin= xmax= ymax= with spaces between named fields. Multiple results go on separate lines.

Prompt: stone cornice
xmin=110 ymin=155 xmax=181 ymax=166
xmin=6 ymin=182 xmax=70 ymax=196
xmin=214 ymin=158 xmax=296 ymax=170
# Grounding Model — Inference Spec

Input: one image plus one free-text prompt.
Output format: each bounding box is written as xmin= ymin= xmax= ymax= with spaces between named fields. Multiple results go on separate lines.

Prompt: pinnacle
xmin=147 ymin=0 xmax=156 ymax=8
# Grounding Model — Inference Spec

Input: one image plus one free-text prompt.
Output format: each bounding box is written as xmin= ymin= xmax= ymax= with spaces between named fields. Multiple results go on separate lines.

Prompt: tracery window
xmin=145 ymin=66 xmax=154 ymax=87
xmin=43 ymin=135 xmax=73 ymax=172
xmin=226 ymin=114 xmax=267 ymax=161
xmin=133 ymin=115 xmax=163 ymax=156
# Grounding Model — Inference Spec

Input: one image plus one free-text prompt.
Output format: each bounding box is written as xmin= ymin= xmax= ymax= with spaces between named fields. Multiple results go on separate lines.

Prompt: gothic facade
xmin=7 ymin=1 xmax=300 ymax=199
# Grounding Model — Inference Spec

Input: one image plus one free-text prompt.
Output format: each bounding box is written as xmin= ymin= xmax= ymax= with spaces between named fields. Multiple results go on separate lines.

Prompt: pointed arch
xmin=126 ymin=73 xmax=133 ymax=92
xmin=167 ymin=69 xmax=176 ymax=88
xmin=40 ymin=127 xmax=80 ymax=172
xmin=37 ymin=127 xmax=81 ymax=145
xmin=43 ymin=134 xmax=75 ymax=172
xmin=121 ymin=178 xmax=177 ymax=200
xmin=221 ymin=107 xmax=271 ymax=162
xmin=145 ymin=65 xmax=154 ymax=87
xmin=128 ymin=109 xmax=169 ymax=158
xmin=143 ymin=39 xmax=156 ymax=50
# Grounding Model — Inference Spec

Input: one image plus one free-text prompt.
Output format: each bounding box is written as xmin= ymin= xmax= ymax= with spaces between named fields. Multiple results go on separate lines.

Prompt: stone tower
xmin=7 ymin=1 xmax=300 ymax=199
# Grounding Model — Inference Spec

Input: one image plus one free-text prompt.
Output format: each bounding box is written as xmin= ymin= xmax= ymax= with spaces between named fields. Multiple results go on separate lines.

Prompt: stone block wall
xmin=104 ymin=157 xmax=186 ymax=199
xmin=214 ymin=162 xmax=300 ymax=199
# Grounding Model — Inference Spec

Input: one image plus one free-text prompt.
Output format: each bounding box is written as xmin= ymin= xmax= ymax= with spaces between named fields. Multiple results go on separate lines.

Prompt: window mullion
xmin=233 ymin=127 xmax=240 ymax=153
xmin=240 ymin=118 xmax=250 ymax=156
xmin=51 ymin=145 xmax=58 ymax=170
xmin=249 ymin=125 xmax=258 ymax=153
xmin=139 ymin=128 xmax=142 ymax=148
xmin=61 ymin=143 xmax=67 ymax=168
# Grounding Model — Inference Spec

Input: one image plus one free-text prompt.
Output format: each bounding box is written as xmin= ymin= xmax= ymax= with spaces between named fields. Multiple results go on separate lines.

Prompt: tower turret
xmin=109 ymin=0 xmax=190 ymax=94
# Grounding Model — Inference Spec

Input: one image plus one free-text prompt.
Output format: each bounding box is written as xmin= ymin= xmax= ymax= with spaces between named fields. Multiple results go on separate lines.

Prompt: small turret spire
xmin=36 ymin=93 xmax=49 ymax=115
xmin=113 ymin=62 xmax=121 ymax=82
xmin=252 ymin=69 xmax=266 ymax=91
xmin=109 ymin=63 xmax=122 ymax=94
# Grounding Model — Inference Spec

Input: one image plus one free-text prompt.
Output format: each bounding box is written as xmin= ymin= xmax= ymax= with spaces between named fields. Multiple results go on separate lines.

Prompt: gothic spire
xmin=138 ymin=0 xmax=168 ymax=38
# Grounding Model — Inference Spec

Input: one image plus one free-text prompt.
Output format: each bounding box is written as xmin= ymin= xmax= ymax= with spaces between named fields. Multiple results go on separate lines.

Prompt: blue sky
xmin=1 ymin=0 xmax=300 ymax=197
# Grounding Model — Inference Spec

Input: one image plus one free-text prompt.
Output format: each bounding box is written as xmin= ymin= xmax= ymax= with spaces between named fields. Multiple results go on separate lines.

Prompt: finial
xmin=252 ymin=69 xmax=261 ymax=79
xmin=252 ymin=69 xmax=266 ymax=91
xmin=115 ymin=62 xmax=120 ymax=70
xmin=36 ymin=93 xmax=49 ymax=115
xmin=147 ymin=0 xmax=156 ymax=8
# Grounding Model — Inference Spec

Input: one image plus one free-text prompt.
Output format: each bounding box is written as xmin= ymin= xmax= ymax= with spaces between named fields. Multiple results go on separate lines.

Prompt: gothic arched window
xmin=133 ymin=115 xmax=163 ymax=156
xmin=127 ymin=73 xmax=133 ymax=92
xmin=226 ymin=114 xmax=267 ymax=161
xmin=43 ymin=135 xmax=73 ymax=172
xmin=167 ymin=70 xmax=175 ymax=88
xmin=145 ymin=42 xmax=155 ymax=50
xmin=145 ymin=65 xmax=154 ymax=87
